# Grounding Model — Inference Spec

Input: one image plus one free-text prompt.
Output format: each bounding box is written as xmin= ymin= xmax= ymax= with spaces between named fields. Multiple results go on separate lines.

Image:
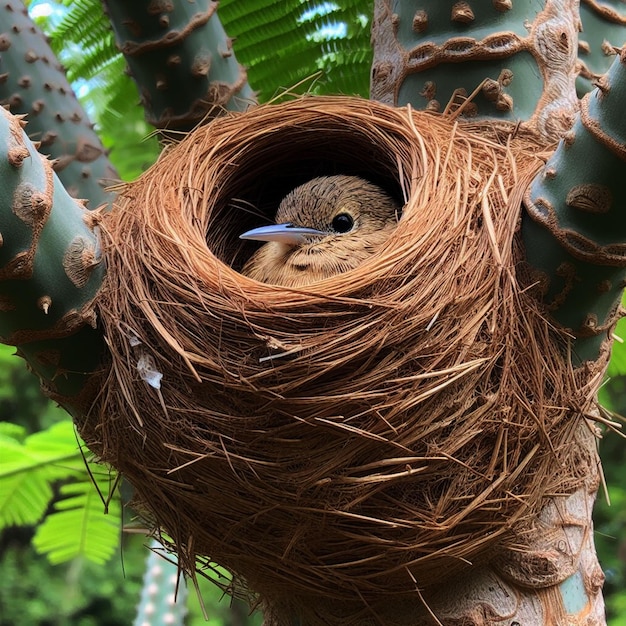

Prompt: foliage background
xmin=0 ymin=1 xmax=624 ymax=624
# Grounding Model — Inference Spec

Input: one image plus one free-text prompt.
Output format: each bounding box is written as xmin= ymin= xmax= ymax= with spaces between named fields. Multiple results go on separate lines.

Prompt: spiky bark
xmin=101 ymin=0 xmax=257 ymax=132
xmin=0 ymin=0 xmax=118 ymax=209
xmin=371 ymin=0 xmax=580 ymax=141
xmin=523 ymin=50 xmax=626 ymax=364
xmin=578 ymin=0 xmax=626 ymax=95
xmin=371 ymin=0 xmax=626 ymax=359
xmin=0 ymin=106 xmax=104 ymax=414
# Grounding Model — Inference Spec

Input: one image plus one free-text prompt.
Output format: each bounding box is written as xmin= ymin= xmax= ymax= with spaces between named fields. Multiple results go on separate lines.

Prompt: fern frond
xmin=0 ymin=440 xmax=52 ymax=528
xmin=33 ymin=474 xmax=121 ymax=565
xmin=0 ymin=421 xmax=27 ymax=442
xmin=0 ymin=421 xmax=85 ymax=531
xmin=219 ymin=0 xmax=373 ymax=100
xmin=62 ymin=36 xmax=119 ymax=83
xmin=48 ymin=0 xmax=109 ymax=58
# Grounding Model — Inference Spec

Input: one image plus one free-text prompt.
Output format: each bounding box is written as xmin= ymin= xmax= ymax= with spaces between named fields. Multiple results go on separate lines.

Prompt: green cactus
xmin=0 ymin=0 xmax=118 ymax=209
xmin=371 ymin=0 xmax=580 ymax=140
xmin=102 ymin=0 xmax=257 ymax=132
xmin=134 ymin=539 xmax=188 ymax=626
xmin=369 ymin=2 xmax=624 ymax=623
xmin=0 ymin=105 xmax=104 ymax=411
xmin=578 ymin=0 xmax=626 ymax=96
xmin=522 ymin=50 xmax=626 ymax=363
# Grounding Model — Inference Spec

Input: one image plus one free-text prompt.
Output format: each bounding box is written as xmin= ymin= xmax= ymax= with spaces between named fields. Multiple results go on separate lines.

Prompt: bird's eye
xmin=331 ymin=213 xmax=354 ymax=234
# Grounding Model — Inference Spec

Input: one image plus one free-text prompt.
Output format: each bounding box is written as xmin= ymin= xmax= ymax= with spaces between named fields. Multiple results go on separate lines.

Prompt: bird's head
xmin=239 ymin=175 xmax=400 ymax=287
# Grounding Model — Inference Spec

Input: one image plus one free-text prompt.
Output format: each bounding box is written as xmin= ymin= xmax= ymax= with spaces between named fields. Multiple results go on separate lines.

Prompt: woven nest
xmin=84 ymin=96 xmax=604 ymax=613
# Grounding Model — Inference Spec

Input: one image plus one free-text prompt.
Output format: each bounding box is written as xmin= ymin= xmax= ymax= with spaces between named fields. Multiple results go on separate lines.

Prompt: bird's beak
xmin=239 ymin=223 xmax=326 ymax=245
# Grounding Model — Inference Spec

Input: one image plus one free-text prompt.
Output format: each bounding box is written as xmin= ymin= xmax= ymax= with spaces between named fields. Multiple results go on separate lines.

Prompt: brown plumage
xmin=240 ymin=175 xmax=400 ymax=287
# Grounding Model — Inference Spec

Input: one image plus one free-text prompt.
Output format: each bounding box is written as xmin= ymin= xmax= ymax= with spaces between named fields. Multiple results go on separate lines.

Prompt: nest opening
xmin=195 ymin=117 xmax=404 ymax=273
xmin=86 ymin=96 xmax=608 ymax=619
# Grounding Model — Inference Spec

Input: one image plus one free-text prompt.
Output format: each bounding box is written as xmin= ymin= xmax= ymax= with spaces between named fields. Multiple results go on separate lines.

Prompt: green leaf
xmin=0 ymin=421 xmax=87 ymax=531
xmin=33 ymin=475 xmax=121 ymax=565
xmin=0 ymin=438 xmax=53 ymax=529
xmin=0 ymin=421 xmax=27 ymax=442
xmin=27 ymin=421 xmax=86 ymax=471
xmin=219 ymin=0 xmax=373 ymax=101
xmin=608 ymin=316 xmax=626 ymax=378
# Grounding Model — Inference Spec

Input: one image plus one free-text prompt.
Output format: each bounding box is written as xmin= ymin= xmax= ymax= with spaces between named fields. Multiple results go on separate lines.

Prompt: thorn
xmin=7 ymin=146 xmax=30 ymax=167
xmin=413 ymin=10 xmax=428 ymax=33
xmin=493 ymin=0 xmax=512 ymax=10
xmin=591 ymin=75 xmax=610 ymax=94
xmin=38 ymin=295 xmax=52 ymax=314
xmin=451 ymin=1 xmax=475 ymax=24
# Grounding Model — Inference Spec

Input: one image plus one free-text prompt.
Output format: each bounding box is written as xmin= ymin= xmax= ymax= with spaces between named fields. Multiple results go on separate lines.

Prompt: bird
xmin=239 ymin=175 xmax=400 ymax=287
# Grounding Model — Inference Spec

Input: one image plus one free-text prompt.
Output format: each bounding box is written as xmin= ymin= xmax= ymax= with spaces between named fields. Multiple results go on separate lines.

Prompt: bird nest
xmin=84 ymin=96 xmax=605 ymax=616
